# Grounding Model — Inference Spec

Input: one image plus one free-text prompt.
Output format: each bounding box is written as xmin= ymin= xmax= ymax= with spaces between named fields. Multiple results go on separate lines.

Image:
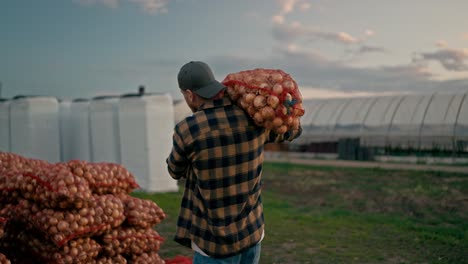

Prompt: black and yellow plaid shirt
xmin=167 ymin=96 xmax=301 ymax=258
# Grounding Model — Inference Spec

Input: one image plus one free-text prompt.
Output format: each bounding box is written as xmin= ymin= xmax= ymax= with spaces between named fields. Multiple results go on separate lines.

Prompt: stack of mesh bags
xmin=0 ymin=152 xmax=167 ymax=264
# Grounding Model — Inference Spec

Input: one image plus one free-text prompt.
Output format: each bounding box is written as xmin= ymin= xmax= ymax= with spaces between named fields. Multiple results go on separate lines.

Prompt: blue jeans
xmin=193 ymin=243 xmax=261 ymax=264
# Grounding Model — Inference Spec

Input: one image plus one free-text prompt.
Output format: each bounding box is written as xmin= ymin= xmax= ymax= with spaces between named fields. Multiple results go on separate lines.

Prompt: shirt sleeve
xmin=166 ymin=127 xmax=190 ymax=180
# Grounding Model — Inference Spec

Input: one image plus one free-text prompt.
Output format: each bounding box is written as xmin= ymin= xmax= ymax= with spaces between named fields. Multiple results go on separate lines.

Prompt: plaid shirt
xmin=167 ymin=97 xmax=302 ymax=258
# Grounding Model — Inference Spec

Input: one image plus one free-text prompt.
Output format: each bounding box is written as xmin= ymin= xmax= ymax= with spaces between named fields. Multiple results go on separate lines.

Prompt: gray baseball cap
xmin=177 ymin=61 xmax=226 ymax=99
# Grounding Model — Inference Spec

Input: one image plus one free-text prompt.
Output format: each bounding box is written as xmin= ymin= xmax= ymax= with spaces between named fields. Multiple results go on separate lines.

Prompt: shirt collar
xmin=198 ymin=96 xmax=233 ymax=111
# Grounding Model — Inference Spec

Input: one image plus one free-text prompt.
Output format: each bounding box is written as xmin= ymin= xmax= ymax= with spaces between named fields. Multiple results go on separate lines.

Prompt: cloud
xmin=436 ymin=40 xmax=448 ymax=48
xmin=273 ymin=0 xmax=311 ymax=24
xmin=414 ymin=48 xmax=468 ymax=72
xmin=73 ymin=0 xmax=169 ymax=14
xmin=335 ymin=32 xmax=358 ymax=44
xmin=272 ymin=22 xmax=359 ymax=45
xmin=364 ymin=30 xmax=375 ymax=37
xmin=357 ymin=45 xmax=387 ymax=54
xmin=128 ymin=0 xmax=169 ymax=14
xmin=208 ymin=46 xmax=468 ymax=95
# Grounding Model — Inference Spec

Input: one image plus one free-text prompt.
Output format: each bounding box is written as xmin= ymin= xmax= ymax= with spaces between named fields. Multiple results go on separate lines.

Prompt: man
xmin=167 ymin=61 xmax=302 ymax=264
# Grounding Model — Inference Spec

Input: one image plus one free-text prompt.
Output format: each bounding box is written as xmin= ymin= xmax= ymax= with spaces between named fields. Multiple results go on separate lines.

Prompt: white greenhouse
xmin=292 ymin=92 xmax=468 ymax=159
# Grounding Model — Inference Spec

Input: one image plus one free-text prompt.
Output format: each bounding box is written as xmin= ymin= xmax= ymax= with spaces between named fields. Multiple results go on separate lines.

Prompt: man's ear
xmin=185 ymin=89 xmax=195 ymax=102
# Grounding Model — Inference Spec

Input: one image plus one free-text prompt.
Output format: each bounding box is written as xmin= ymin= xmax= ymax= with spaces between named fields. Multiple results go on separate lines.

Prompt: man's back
xmin=167 ymin=96 xmax=266 ymax=258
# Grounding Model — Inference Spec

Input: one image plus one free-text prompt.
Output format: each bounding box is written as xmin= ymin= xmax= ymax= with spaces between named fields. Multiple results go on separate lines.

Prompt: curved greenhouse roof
xmin=295 ymin=92 xmax=468 ymax=150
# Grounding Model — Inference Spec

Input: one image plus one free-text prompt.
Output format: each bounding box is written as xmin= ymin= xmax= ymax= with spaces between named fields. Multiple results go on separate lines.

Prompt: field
xmin=132 ymin=162 xmax=468 ymax=264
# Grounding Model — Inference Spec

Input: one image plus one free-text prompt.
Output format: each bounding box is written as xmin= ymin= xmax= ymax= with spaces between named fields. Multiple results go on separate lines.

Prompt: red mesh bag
xmin=132 ymin=252 xmax=165 ymax=264
xmin=67 ymin=160 xmax=139 ymax=195
xmin=28 ymin=194 xmax=125 ymax=247
xmin=119 ymin=194 xmax=166 ymax=229
xmin=18 ymin=230 xmax=101 ymax=264
xmin=0 ymin=152 xmax=47 ymax=204
xmin=100 ymin=227 xmax=164 ymax=257
xmin=165 ymin=255 xmax=193 ymax=264
xmin=222 ymin=68 xmax=304 ymax=134
xmin=0 ymin=152 xmax=49 ymax=175
xmin=9 ymin=164 xmax=92 ymax=209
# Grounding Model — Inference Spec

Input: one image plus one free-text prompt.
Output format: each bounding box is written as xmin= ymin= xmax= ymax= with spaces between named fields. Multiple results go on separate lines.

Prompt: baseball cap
xmin=177 ymin=61 xmax=226 ymax=99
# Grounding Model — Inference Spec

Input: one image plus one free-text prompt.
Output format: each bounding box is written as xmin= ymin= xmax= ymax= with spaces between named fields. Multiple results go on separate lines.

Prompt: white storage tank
xmin=59 ymin=99 xmax=72 ymax=162
xmin=174 ymin=99 xmax=192 ymax=124
xmin=60 ymin=99 xmax=91 ymax=162
xmin=10 ymin=96 xmax=61 ymax=162
xmin=0 ymin=99 xmax=10 ymax=152
xmin=89 ymin=96 xmax=121 ymax=163
xmin=69 ymin=99 xmax=92 ymax=161
xmin=118 ymin=92 xmax=178 ymax=192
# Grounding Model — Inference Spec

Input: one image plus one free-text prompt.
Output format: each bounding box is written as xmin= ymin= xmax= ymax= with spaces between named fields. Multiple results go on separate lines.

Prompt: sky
xmin=1 ymin=0 xmax=468 ymax=101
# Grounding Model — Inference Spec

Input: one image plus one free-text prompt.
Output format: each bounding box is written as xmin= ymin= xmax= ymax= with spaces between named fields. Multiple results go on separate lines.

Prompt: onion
xmin=260 ymin=106 xmax=275 ymax=120
xmin=271 ymin=72 xmax=283 ymax=82
xmin=273 ymin=84 xmax=283 ymax=94
xmin=292 ymin=117 xmax=300 ymax=130
xmin=293 ymin=103 xmax=305 ymax=116
xmin=286 ymin=116 xmax=294 ymax=126
xmin=243 ymin=93 xmax=256 ymax=104
xmin=267 ymin=95 xmax=280 ymax=108
xmin=253 ymin=95 xmax=266 ymax=109
xmin=247 ymin=106 xmax=256 ymax=116
xmin=272 ymin=117 xmax=283 ymax=127
xmin=57 ymin=220 xmax=69 ymax=232
xmin=73 ymin=167 xmax=84 ymax=177
xmin=236 ymin=85 xmax=246 ymax=94
xmin=276 ymin=125 xmax=288 ymax=134
xmin=259 ymin=89 xmax=270 ymax=96
xmin=253 ymin=112 xmax=264 ymax=125
xmin=244 ymin=74 xmax=253 ymax=83
xmin=239 ymin=97 xmax=250 ymax=109
xmin=227 ymin=87 xmax=238 ymax=100
xmin=283 ymin=80 xmax=295 ymax=89
xmin=276 ymin=105 xmax=288 ymax=116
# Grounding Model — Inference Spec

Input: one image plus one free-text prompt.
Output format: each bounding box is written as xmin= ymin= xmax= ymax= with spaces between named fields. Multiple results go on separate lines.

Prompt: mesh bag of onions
xmin=99 ymin=227 xmax=164 ymax=257
xmin=25 ymin=194 xmax=125 ymax=247
xmin=119 ymin=194 xmax=166 ymax=229
xmin=0 ymin=152 xmax=49 ymax=205
xmin=5 ymin=164 xmax=92 ymax=209
xmin=222 ymin=68 xmax=304 ymax=134
xmin=18 ymin=231 xmax=101 ymax=264
xmin=0 ymin=152 xmax=170 ymax=263
xmin=66 ymin=160 xmax=139 ymax=195
xmin=131 ymin=252 xmax=165 ymax=264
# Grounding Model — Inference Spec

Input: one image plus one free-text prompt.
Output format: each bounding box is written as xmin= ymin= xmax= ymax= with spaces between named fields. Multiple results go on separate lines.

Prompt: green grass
xmin=132 ymin=162 xmax=468 ymax=263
